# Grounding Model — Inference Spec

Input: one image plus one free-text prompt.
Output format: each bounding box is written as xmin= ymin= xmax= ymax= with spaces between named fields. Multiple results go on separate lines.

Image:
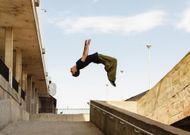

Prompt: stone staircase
xmin=0 ymin=114 xmax=103 ymax=135
xmin=30 ymin=113 xmax=89 ymax=121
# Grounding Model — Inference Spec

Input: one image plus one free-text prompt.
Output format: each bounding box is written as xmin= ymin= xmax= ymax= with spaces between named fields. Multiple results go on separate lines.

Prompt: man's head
xmin=70 ymin=65 xmax=80 ymax=77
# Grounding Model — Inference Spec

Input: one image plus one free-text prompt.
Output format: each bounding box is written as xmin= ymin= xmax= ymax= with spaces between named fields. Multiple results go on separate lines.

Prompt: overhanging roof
xmin=0 ymin=0 xmax=48 ymax=94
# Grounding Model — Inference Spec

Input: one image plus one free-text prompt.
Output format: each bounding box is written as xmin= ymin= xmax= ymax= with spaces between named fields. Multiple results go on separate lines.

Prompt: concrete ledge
xmin=104 ymin=101 xmax=137 ymax=113
xmin=0 ymin=75 xmax=20 ymax=104
xmin=30 ymin=113 xmax=89 ymax=121
xmin=0 ymin=99 xmax=29 ymax=130
xmin=90 ymin=100 xmax=190 ymax=135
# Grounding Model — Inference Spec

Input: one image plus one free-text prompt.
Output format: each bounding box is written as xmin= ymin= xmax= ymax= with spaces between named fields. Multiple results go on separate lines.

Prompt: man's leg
xmin=98 ymin=54 xmax=117 ymax=86
xmin=107 ymin=59 xmax=117 ymax=87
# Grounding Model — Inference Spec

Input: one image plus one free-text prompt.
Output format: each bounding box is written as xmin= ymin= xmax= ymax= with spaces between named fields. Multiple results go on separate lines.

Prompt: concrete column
xmin=15 ymin=48 xmax=22 ymax=85
xmin=26 ymin=76 xmax=32 ymax=113
xmin=34 ymin=89 xmax=38 ymax=114
xmin=22 ymin=72 xmax=27 ymax=110
xmin=22 ymin=72 xmax=27 ymax=91
xmin=36 ymin=94 xmax=40 ymax=114
xmin=4 ymin=27 xmax=13 ymax=85
xmin=31 ymin=83 xmax=36 ymax=114
xmin=33 ymin=88 xmax=38 ymax=114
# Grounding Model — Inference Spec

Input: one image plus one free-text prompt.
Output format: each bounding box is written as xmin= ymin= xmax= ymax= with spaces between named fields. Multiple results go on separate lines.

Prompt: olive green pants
xmin=98 ymin=54 xmax=117 ymax=82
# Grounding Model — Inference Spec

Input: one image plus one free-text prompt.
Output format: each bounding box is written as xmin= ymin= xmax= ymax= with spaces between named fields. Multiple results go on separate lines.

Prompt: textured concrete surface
xmin=0 ymin=99 xmax=29 ymax=130
xmin=0 ymin=75 xmax=20 ymax=103
xmin=0 ymin=121 xmax=103 ymax=135
xmin=105 ymin=101 xmax=137 ymax=113
xmin=137 ymin=52 xmax=190 ymax=125
xmin=90 ymin=101 xmax=190 ymax=135
xmin=30 ymin=114 xmax=89 ymax=121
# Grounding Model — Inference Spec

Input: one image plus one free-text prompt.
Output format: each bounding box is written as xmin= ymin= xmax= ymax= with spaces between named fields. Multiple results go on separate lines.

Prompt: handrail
xmin=21 ymin=89 xmax=26 ymax=100
xmin=12 ymin=76 xmax=19 ymax=93
xmin=90 ymin=103 xmax=154 ymax=135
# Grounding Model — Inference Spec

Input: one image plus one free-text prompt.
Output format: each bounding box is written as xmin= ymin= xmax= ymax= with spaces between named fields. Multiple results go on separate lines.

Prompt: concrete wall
xmin=0 ymin=75 xmax=29 ymax=130
xmin=137 ymin=52 xmax=190 ymax=125
xmin=39 ymin=96 xmax=57 ymax=113
xmin=0 ymin=75 xmax=23 ymax=107
xmin=104 ymin=101 xmax=137 ymax=113
xmin=90 ymin=101 xmax=190 ymax=135
xmin=0 ymin=99 xmax=29 ymax=130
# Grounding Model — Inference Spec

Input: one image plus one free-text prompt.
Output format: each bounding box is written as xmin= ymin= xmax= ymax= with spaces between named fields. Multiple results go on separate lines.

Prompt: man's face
xmin=70 ymin=65 xmax=77 ymax=75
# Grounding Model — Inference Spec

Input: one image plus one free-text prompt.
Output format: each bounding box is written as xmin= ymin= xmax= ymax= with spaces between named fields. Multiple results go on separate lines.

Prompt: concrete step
xmin=30 ymin=113 xmax=89 ymax=122
xmin=0 ymin=121 xmax=103 ymax=135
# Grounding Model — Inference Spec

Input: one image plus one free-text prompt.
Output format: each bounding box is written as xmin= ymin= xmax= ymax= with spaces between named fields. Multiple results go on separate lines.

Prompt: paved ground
xmin=0 ymin=121 xmax=104 ymax=135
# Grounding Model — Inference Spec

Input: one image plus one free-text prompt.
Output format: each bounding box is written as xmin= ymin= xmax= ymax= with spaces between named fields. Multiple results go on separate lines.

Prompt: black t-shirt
xmin=76 ymin=52 xmax=100 ymax=70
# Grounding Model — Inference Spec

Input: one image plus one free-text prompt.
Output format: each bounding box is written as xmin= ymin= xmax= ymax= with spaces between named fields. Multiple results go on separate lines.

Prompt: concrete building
xmin=0 ymin=0 xmax=56 ymax=130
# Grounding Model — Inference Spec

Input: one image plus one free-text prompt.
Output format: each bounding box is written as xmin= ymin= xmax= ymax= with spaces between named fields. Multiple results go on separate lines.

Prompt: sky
xmin=37 ymin=0 xmax=190 ymax=109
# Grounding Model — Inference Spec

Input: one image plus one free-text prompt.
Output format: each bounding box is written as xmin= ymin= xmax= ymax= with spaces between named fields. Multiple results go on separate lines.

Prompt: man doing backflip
xmin=70 ymin=39 xmax=117 ymax=87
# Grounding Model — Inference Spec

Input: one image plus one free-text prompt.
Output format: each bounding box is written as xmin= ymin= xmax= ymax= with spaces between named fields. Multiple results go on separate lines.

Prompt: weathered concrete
xmin=103 ymin=52 xmax=190 ymax=130
xmin=90 ymin=100 xmax=190 ymax=135
xmin=137 ymin=52 xmax=190 ymax=125
xmin=0 ymin=99 xmax=29 ymax=130
xmin=4 ymin=27 xmax=13 ymax=72
xmin=0 ymin=75 xmax=20 ymax=105
xmin=30 ymin=113 xmax=89 ymax=121
xmin=0 ymin=121 xmax=103 ymax=135
xmin=0 ymin=73 xmax=29 ymax=130
xmin=0 ymin=0 xmax=48 ymax=93
xmin=104 ymin=101 xmax=137 ymax=113
xmin=15 ymin=48 xmax=22 ymax=85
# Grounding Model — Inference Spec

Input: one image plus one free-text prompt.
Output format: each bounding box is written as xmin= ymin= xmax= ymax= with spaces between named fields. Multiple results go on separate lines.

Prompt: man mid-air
xmin=70 ymin=39 xmax=117 ymax=87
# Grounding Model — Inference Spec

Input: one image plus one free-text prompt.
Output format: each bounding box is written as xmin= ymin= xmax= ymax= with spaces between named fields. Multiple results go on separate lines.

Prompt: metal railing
xmin=0 ymin=58 xmax=26 ymax=105
xmin=90 ymin=101 xmax=190 ymax=135
xmin=90 ymin=103 xmax=153 ymax=135
xmin=12 ymin=76 xmax=19 ymax=93
xmin=21 ymin=89 xmax=26 ymax=100
xmin=0 ymin=58 xmax=9 ymax=81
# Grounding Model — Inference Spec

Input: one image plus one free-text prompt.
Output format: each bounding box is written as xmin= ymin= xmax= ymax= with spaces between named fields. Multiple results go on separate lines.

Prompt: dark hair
xmin=72 ymin=70 xmax=80 ymax=77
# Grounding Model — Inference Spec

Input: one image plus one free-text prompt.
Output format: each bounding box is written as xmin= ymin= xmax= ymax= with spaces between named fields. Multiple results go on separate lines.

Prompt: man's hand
xmin=85 ymin=40 xmax=88 ymax=46
xmin=85 ymin=39 xmax=91 ymax=46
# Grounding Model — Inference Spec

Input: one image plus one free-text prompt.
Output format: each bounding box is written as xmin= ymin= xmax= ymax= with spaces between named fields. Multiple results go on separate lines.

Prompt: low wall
xmin=0 ymin=99 xmax=29 ymax=130
xmin=104 ymin=101 xmax=137 ymax=113
xmin=90 ymin=100 xmax=190 ymax=135
xmin=0 ymin=75 xmax=29 ymax=130
xmin=0 ymin=75 xmax=19 ymax=103
xmin=0 ymin=75 xmax=26 ymax=107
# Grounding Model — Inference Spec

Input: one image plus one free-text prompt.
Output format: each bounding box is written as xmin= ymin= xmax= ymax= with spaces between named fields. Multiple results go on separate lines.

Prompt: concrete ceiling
xmin=0 ymin=0 xmax=48 ymax=94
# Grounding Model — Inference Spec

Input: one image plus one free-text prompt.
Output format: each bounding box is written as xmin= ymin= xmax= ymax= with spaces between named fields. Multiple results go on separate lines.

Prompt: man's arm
xmin=81 ymin=39 xmax=91 ymax=62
